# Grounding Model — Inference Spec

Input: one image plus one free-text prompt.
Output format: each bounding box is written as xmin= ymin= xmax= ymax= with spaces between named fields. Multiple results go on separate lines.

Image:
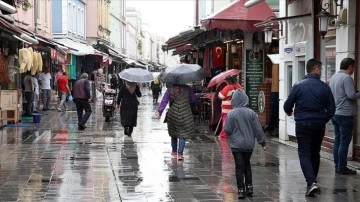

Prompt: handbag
xmin=163 ymin=111 xmax=168 ymax=123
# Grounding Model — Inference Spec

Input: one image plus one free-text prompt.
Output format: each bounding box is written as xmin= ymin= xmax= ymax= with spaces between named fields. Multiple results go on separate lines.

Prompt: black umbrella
xmin=159 ymin=64 xmax=207 ymax=85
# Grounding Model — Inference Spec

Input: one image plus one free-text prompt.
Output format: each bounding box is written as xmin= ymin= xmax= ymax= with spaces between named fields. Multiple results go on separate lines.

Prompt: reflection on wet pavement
xmin=0 ymin=88 xmax=360 ymax=201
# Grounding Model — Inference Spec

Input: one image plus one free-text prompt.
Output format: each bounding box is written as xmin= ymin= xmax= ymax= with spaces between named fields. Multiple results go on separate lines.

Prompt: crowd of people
xmin=21 ymin=57 xmax=360 ymax=199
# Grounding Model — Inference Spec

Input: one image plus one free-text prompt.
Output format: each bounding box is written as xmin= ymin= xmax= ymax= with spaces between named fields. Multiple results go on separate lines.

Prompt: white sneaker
xmin=57 ymin=108 xmax=62 ymax=112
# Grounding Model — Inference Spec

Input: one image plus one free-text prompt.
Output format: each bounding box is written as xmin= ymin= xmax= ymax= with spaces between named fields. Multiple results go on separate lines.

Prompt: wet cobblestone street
xmin=0 ymin=88 xmax=360 ymax=201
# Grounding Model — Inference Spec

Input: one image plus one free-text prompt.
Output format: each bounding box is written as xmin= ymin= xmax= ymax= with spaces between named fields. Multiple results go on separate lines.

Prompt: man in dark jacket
xmin=73 ymin=73 xmax=92 ymax=130
xmin=284 ymin=58 xmax=335 ymax=197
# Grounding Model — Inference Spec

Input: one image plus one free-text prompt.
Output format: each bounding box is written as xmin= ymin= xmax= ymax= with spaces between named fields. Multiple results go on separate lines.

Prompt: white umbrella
xmin=119 ymin=68 xmax=154 ymax=82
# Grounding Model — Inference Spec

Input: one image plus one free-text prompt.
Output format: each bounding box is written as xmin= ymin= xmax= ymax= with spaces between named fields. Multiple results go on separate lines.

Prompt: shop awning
xmin=54 ymin=38 xmax=99 ymax=56
xmin=0 ymin=16 xmax=39 ymax=44
xmin=123 ymin=58 xmax=146 ymax=69
xmin=163 ymin=27 xmax=204 ymax=51
xmin=200 ymin=0 xmax=277 ymax=31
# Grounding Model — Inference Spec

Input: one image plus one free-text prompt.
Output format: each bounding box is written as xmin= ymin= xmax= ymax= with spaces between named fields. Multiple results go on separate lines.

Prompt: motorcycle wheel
xmin=105 ymin=116 xmax=110 ymax=122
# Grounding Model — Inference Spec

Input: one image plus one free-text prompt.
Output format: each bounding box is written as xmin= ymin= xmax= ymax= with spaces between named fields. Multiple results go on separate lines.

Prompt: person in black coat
xmin=150 ymin=78 xmax=162 ymax=103
xmin=116 ymin=81 xmax=142 ymax=137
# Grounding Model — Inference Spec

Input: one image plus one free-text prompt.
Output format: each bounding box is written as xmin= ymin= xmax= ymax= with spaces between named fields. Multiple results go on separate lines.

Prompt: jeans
xmin=42 ymin=89 xmax=51 ymax=110
xmin=58 ymin=92 xmax=67 ymax=110
xmin=332 ymin=115 xmax=354 ymax=171
xmin=232 ymin=151 xmax=252 ymax=188
xmin=74 ymin=99 xmax=92 ymax=126
xmin=296 ymin=122 xmax=325 ymax=186
xmin=171 ymin=137 xmax=185 ymax=155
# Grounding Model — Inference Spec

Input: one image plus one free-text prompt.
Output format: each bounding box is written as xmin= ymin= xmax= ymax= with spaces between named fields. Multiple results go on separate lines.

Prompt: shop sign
xmin=258 ymin=91 xmax=265 ymax=113
xmin=295 ymin=41 xmax=307 ymax=56
xmin=50 ymin=48 xmax=56 ymax=60
xmin=283 ymin=44 xmax=294 ymax=61
xmin=245 ymin=49 xmax=263 ymax=111
xmin=56 ymin=52 xmax=66 ymax=64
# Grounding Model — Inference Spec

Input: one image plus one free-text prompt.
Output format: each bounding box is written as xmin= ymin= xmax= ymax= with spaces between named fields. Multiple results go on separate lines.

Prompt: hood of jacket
xmin=231 ymin=90 xmax=248 ymax=108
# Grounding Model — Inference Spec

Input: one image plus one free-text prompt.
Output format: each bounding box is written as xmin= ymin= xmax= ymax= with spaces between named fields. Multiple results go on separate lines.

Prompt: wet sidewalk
xmin=0 ymin=88 xmax=360 ymax=201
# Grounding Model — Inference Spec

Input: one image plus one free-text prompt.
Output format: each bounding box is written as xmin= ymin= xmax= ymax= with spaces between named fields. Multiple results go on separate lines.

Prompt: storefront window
xmin=323 ymin=46 xmax=336 ymax=139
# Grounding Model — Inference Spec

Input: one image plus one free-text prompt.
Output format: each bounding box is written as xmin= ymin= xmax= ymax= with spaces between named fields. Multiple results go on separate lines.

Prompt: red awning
xmin=200 ymin=0 xmax=277 ymax=32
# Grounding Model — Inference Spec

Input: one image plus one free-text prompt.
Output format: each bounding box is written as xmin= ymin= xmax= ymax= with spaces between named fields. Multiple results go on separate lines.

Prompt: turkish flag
xmin=212 ymin=46 xmax=225 ymax=68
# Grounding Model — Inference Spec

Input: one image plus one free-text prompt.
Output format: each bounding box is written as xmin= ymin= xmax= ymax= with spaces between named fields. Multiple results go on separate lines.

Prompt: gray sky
xmin=127 ymin=0 xmax=195 ymax=39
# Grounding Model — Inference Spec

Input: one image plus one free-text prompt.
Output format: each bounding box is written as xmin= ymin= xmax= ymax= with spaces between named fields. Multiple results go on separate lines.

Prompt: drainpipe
xmin=195 ymin=0 xmax=199 ymax=26
xmin=34 ymin=0 xmax=38 ymax=34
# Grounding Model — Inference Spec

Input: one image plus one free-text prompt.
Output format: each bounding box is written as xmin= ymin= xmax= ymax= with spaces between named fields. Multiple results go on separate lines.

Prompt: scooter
xmin=103 ymin=88 xmax=117 ymax=122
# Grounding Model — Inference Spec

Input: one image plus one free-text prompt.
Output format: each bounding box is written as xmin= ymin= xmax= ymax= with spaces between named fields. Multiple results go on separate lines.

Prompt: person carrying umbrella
xmin=218 ymin=75 xmax=243 ymax=139
xmin=156 ymin=84 xmax=197 ymax=161
xmin=116 ymin=81 xmax=142 ymax=137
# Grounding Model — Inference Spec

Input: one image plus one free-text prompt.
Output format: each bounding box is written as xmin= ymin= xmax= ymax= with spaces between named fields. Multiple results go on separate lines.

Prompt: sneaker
xmin=338 ymin=167 xmax=357 ymax=175
xmin=305 ymin=182 xmax=318 ymax=197
xmin=177 ymin=154 xmax=184 ymax=160
xmin=246 ymin=184 xmax=253 ymax=196
xmin=57 ymin=108 xmax=62 ymax=112
xmin=238 ymin=187 xmax=245 ymax=199
xmin=171 ymin=152 xmax=177 ymax=158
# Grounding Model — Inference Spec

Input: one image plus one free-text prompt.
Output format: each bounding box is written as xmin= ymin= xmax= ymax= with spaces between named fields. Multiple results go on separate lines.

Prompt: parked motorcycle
xmin=103 ymin=88 xmax=117 ymax=122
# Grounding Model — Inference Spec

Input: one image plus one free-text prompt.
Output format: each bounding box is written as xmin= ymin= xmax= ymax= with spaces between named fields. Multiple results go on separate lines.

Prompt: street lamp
xmin=318 ymin=10 xmax=330 ymax=39
xmin=318 ymin=0 xmax=343 ymax=39
xmin=264 ymin=27 xmax=273 ymax=44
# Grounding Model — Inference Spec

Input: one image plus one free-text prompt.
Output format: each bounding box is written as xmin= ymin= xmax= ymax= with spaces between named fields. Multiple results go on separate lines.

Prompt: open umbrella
xmin=207 ymin=69 xmax=241 ymax=88
xmin=159 ymin=64 xmax=207 ymax=85
xmin=119 ymin=68 xmax=154 ymax=82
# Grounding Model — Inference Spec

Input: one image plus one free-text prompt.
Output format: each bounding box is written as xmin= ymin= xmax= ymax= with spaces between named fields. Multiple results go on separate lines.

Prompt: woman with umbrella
xmin=117 ymin=68 xmax=153 ymax=137
xmin=157 ymin=64 xmax=206 ymax=160
xmin=157 ymin=84 xmax=197 ymax=160
xmin=116 ymin=80 xmax=141 ymax=137
xmin=218 ymin=75 xmax=243 ymax=139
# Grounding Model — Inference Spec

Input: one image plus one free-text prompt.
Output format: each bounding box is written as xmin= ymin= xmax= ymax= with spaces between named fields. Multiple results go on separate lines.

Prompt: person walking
xmin=224 ymin=89 xmax=266 ymax=199
xmin=23 ymin=71 xmax=34 ymax=116
xmin=116 ymin=81 xmax=142 ymax=137
xmin=73 ymin=73 xmax=92 ymax=130
xmin=57 ymin=71 xmax=70 ymax=112
xmin=151 ymin=77 xmax=162 ymax=103
xmin=31 ymin=74 xmax=39 ymax=113
xmin=329 ymin=57 xmax=360 ymax=175
xmin=218 ymin=75 xmax=242 ymax=138
xmin=283 ymin=58 xmax=335 ymax=197
xmin=38 ymin=67 xmax=52 ymax=111
xmin=157 ymin=84 xmax=197 ymax=161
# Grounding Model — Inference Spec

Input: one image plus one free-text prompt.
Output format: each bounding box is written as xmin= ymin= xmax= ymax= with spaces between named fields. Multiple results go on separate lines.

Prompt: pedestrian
xmin=218 ymin=75 xmax=242 ymax=138
xmin=38 ymin=67 xmax=52 ymax=111
xmin=73 ymin=73 xmax=92 ymax=130
xmin=23 ymin=71 xmax=34 ymax=116
xmin=151 ymin=77 xmax=162 ymax=103
xmin=283 ymin=58 xmax=335 ymax=197
xmin=110 ymin=74 xmax=118 ymax=90
xmin=116 ymin=81 xmax=142 ymax=137
xmin=56 ymin=71 xmax=70 ymax=112
xmin=31 ymin=73 xmax=39 ymax=113
xmin=224 ymin=89 xmax=266 ymax=199
xmin=329 ymin=57 xmax=360 ymax=175
xmin=157 ymin=84 xmax=197 ymax=161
